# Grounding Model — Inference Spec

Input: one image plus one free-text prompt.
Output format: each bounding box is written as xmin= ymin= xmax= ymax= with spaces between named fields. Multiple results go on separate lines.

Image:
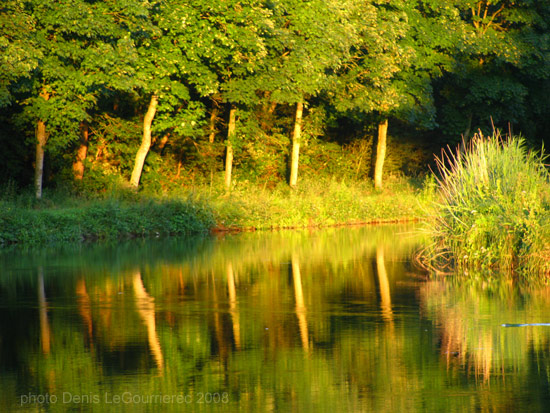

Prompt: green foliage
xmin=0 ymin=194 xmax=215 ymax=245
xmin=423 ymin=132 xmax=550 ymax=278
xmin=1 ymin=0 xmax=550 ymax=202
xmin=209 ymin=176 xmax=425 ymax=230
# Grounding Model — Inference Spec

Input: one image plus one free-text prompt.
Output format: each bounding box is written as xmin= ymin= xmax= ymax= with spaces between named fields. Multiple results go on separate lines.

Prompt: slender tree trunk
xmin=73 ymin=122 xmax=89 ymax=180
xmin=35 ymin=90 xmax=50 ymax=200
xmin=209 ymin=105 xmax=218 ymax=188
xmin=209 ymin=107 xmax=218 ymax=144
xmin=224 ymin=106 xmax=236 ymax=191
xmin=130 ymin=94 xmax=158 ymax=189
xmin=289 ymin=101 xmax=303 ymax=188
xmin=35 ymin=120 xmax=47 ymax=199
xmin=374 ymin=118 xmax=388 ymax=190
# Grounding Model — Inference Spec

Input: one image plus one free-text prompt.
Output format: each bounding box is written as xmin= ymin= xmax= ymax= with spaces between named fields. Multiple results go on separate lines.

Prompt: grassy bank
xmin=0 ymin=176 xmax=432 ymax=245
xmin=0 ymin=195 xmax=215 ymax=245
xmin=420 ymin=132 xmax=550 ymax=279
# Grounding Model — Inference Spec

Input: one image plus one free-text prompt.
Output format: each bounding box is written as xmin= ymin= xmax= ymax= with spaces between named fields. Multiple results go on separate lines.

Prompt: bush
xmin=422 ymin=132 xmax=550 ymax=278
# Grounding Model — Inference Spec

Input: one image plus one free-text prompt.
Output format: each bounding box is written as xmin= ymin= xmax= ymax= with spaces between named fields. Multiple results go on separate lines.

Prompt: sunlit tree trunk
xmin=130 ymin=94 xmax=158 ymax=189
xmin=73 ymin=122 xmax=89 ymax=180
xmin=224 ymin=106 xmax=236 ymax=191
xmin=35 ymin=120 xmax=47 ymax=199
xmin=374 ymin=119 xmax=388 ymax=190
xmin=292 ymin=254 xmax=309 ymax=352
xmin=289 ymin=101 xmax=303 ymax=188
xmin=35 ymin=90 xmax=50 ymax=200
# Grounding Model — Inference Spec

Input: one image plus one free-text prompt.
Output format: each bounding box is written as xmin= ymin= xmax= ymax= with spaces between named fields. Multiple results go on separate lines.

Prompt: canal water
xmin=1 ymin=225 xmax=550 ymax=412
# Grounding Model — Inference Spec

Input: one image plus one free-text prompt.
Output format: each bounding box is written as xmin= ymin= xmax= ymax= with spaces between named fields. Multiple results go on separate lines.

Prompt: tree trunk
xmin=35 ymin=119 xmax=47 ymax=199
xmin=130 ymin=94 xmax=158 ymax=189
xmin=209 ymin=106 xmax=218 ymax=144
xmin=289 ymin=101 xmax=303 ymax=188
xmin=35 ymin=90 xmax=50 ymax=200
xmin=374 ymin=118 xmax=388 ymax=190
xmin=224 ymin=106 xmax=236 ymax=191
xmin=73 ymin=122 xmax=89 ymax=180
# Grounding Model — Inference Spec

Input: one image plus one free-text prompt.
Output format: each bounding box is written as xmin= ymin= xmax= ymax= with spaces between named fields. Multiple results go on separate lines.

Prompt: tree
xmin=1 ymin=0 xmax=152 ymax=197
xmin=256 ymin=0 xmax=359 ymax=188
xmin=432 ymin=0 xmax=550 ymax=141
xmin=331 ymin=1 xmax=414 ymax=189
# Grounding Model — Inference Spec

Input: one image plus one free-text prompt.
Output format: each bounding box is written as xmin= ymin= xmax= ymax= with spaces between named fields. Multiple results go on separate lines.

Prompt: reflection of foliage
xmin=3 ymin=227 xmax=550 ymax=411
xmin=420 ymin=278 xmax=550 ymax=385
xmin=0 ymin=226 xmax=429 ymax=412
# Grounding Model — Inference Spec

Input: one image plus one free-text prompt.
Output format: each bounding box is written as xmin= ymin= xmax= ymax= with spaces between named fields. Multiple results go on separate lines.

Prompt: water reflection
xmin=420 ymin=279 xmax=550 ymax=383
xmin=133 ymin=270 xmax=164 ymax=372
xmin=0 ymin=226 xmax=549 ymax=411
xmin=292 ymin=254 xmax=309 ymax=352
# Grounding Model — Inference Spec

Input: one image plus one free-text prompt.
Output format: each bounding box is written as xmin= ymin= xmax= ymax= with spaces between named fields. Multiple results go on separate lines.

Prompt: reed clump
xmin=423 ymin=132 xmax=550 ymax=279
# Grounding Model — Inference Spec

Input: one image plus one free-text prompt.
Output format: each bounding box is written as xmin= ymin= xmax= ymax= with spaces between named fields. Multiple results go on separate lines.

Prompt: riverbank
xmin=0 ymin=177 xmax=433 ymax=245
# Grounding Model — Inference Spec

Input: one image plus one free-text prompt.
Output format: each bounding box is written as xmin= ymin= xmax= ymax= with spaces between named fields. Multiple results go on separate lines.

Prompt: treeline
xmin=1 ymin=0 xmax=549 ymax=197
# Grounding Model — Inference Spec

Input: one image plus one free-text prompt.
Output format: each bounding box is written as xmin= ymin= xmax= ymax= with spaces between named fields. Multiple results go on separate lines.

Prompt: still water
xmin=1 ymin=225 xmax=550 ymax=412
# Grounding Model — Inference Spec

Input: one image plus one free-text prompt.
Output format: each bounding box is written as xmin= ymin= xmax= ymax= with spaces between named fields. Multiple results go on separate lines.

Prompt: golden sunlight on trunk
xmin=374 ymin=119 xmax=388 ymax=190
xmin=130 ymin=94 xmax=158 ymax=189
xmin=289 ymin=102 xmax=303 ymax=188
xmin=224 ymin=106 xmax=236 ymax=191
xmin=73 ymin=122 xmax=89 ymax=180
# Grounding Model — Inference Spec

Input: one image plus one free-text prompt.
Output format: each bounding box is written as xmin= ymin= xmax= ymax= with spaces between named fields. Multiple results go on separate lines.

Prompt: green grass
xmin=205 ymin=175 xmax=430 ymax=230
xmin=0 ymin=176 xmax=431 ymax=246
xmin=0 ymin=193 xmax=215 ymax=245
xmin=420 ymin=132 xmax=550 ymax=279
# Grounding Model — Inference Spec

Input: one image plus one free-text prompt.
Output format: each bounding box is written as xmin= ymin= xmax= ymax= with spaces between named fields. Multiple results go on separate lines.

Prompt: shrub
xmin=422 ymin=132 xmax=550 ymax=278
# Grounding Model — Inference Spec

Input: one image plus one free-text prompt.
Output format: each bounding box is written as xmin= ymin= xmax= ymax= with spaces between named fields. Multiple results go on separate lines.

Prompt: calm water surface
xmin=1 ymin=225 xmax=550 ymax=412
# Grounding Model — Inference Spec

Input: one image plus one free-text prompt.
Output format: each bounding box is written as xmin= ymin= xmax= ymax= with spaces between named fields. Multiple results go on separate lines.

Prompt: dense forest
xmin=1 ymin=0 xmax=549 ymax=197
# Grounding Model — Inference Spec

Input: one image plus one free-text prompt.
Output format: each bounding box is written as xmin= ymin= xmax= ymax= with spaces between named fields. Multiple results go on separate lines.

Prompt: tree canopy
xmin=1 ymin=0 xmax=549 ymax=193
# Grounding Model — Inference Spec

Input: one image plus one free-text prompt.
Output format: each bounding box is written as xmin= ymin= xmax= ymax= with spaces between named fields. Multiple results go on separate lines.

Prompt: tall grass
xmin=421 ymin=132 xmax=550 ymax=279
